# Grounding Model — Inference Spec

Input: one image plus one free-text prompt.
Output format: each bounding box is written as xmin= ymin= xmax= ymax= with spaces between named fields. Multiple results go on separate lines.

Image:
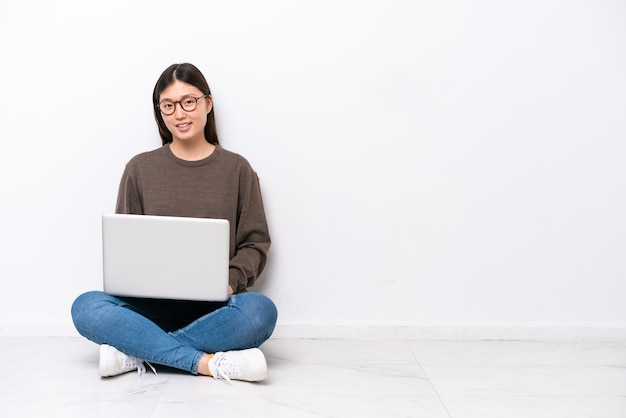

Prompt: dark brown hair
xmin=152 ymin=63 xmax=220 ymax=145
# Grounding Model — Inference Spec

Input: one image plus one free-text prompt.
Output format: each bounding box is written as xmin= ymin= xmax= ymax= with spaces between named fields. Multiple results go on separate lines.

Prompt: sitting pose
xmin=71 ymin=63 xmax=277 ymax=382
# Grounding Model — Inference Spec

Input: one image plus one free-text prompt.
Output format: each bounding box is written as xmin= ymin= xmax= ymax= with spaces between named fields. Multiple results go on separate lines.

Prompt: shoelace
xmin=125 ymin=354 xmax=157 ymax=377
xmin=210 ymin=353 xmax=239 ymax=384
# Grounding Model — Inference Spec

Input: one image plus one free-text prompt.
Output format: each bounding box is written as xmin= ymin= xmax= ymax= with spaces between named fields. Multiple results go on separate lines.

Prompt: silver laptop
xmin=102 ymin=214 xmax=230 ymax=301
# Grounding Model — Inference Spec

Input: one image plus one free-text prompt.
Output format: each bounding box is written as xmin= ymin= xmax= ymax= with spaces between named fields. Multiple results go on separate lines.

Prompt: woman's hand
xmin=228 ymin=285 xmax=234 ymax=296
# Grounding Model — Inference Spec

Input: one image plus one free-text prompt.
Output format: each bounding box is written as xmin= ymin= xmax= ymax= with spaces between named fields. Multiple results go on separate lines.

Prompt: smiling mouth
xmin=176 ymin=122 xmax=191 ymax=128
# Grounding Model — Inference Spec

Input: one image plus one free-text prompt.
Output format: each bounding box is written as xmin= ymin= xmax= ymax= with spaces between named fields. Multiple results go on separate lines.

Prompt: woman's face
xmin=158 ymin=80 xmax=213 ymax=144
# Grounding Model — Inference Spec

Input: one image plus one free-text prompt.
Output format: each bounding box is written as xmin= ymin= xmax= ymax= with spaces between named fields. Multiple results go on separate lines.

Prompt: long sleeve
xmin=115 ymin=161 xmax=144 ymax=215
xmin=228 ymin=164 xmax=271 ymax=293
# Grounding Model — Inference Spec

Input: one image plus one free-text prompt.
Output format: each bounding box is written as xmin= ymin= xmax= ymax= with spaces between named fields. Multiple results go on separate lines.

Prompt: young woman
xmin=71 ymin=63 xmax=277 ymax=382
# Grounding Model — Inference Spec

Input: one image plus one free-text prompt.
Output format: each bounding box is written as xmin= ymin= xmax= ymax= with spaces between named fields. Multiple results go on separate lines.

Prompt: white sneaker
xmin=99 ymin=344 xmax=154 ymax=377
xmin=208 ymin=348 xmax=268 ymax=382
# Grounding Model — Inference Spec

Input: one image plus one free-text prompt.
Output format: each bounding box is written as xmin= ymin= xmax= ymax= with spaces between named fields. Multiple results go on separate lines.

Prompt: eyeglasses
xmin=158 ymin=94 xmax=208 ymax=115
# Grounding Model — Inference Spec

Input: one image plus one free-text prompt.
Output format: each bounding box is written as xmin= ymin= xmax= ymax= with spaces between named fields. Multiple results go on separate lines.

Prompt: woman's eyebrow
xmin=159 ymin=93 xmax=198 ymax=102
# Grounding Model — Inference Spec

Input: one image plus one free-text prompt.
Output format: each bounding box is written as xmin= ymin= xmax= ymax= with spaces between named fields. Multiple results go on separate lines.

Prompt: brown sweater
xmin=115 ymin=144 xmax=270 ymax=293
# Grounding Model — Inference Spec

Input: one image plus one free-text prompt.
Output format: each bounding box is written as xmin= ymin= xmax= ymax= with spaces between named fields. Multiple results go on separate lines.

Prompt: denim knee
xmin=70 ymin=291 xmax=114 ymax=339
xmin=237 ymin=292 xmax=278 ymax=343
xmin=71 ymin=291 xmax=94 ymax=325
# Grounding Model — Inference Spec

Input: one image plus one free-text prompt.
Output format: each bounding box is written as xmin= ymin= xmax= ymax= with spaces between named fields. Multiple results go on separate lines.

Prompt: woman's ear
xmin=206 ymin=95 xmax=213 ymax=114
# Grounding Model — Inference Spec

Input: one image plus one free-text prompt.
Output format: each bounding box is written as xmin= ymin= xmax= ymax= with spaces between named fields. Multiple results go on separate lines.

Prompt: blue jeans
xmin=71 ymin=291 xmax=277 ymax=375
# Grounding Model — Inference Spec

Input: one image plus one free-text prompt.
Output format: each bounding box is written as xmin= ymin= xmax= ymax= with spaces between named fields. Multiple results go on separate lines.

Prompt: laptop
xmin=102 ymin=214 xmax=230 ymax=301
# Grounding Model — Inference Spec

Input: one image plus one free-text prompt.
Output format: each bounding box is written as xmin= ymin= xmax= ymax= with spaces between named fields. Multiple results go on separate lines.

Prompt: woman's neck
xmin=169 ymin=139 xmax=216 ymax=161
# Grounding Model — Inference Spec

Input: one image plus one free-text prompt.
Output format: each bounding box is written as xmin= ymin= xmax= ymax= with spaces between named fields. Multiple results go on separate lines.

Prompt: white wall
xmin=0 ymin=0 xmax=624 ymax=339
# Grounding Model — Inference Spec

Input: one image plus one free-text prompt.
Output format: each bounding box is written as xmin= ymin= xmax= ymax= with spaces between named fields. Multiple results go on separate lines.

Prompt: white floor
xmin=0 ymin=337 xmax=624 ymax=417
